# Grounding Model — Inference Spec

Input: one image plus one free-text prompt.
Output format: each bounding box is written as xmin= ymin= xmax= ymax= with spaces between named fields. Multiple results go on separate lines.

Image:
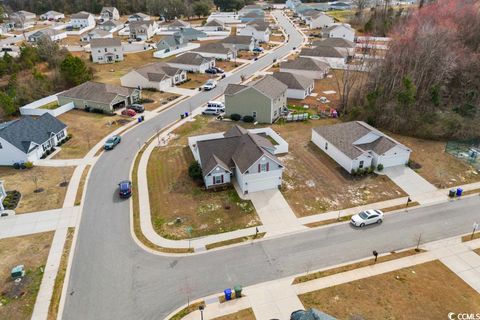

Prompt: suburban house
xmin=286 ymin=0 xmax=302 ymax=9
xmin=224 ymin=75 xmax=287 ymax=124
xmin=100 ymin=7 xmax=120 ymax=21
xmin=121 ymin=62 xmax=187 ymax=90
xmin=168 ymin=52 xmax=215 ymax=73
xmin=156 ymin=33 xmax=187 ymax=54
xmin=311 ymin=121 xmax=411 ymax=173
xmin=129 ymin=20 xmax=157 ymax=40
xmin=202 ymin=19 xmax=225 ymax=31
xmin=222 ymin=35 xmax=256 ymax=51
xmin=299 ymin=9 xmax=319 ymax=21
xmin=188 ymin=125 xmax=286 ymax=194
xmin=0 ymin=113 xmax=67 ymax=166
xmin=70 ymin=12 xmax=95 ymax=29
xmin=98 ymin=20 xmax=124 ymax=32
xmin=90 ymin=38 xmax=123 ymax=63
xmin=308 ymin=12 xmax=335 ymax=29
xmin=7 ymin=11 xmax=36 ymax=29
xmin=128 ymin=13 xmax=151 ymax=22
xmin=238 ymin=5 xmax=266 ymax=16
xmin=81 ymin=28 xmax=112 ymax=42
xmin=176 ymin=28 xmax=207 ymax=41
xmin=191 ymin=43 xmax=234 ymax=60
xmin=272 ymin=72 xmax=314 ymax=100
xmin=300 ymin=46 xmax=348 ymax=68
xmin=312 ymin=38 xmax=356 ymax=57
xmin=207 ymin=12 xmax=240 ymax=24
xmin=165 ymin=19 xmax=190 ymax=31
xmin=28 ymin=29 xmax=67 ymax=42
xmin=322 ymin=23 xmax=356 ymax=42
xmin=240 ymin=11 xmax=265 ymax=23
xmin=280 ymin=57 xmax=330 ymax=79
xmin=57 ymin=81 xmax=141 ymax=113
xmin=40 ymin=11 xmax=64 ymax=21
xmin=238 ymin=20 xmax=270 ymax=43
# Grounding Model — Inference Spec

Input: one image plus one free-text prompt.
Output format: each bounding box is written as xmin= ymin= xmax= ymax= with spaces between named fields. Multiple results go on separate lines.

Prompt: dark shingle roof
xmin=204 ymin=19 xmax=224 ymax=27
xmin=224 ymin=84 xmax=247 ymax=96
xmin=300 ymin=46 xmax=347 ymax=58
xmin=90 ymin=38 xmax=121 ymax=48
xmin=194 ymin=42 xmax=232 ymax=55
xmin=280 ymin=57 xmax=330 ymax=72
xmin=71 ymin=12 xmax=91 ymax=19
xmin=58 ymin=81 xmax=134 ymax=104
xmin=250 ymin=75 xmax=288 ymax=99
xmin=222 ymin=35 xmax=254 ymax=45
xmin=312 ymin=38 xmax=355 ymax=48
xmin=169 ymin=52 xmax=214 ymax=66
xmin=0 ymin=113 xmax=66 ymax=153
xmin=133 ymin=62 xmax=182 ymax=82
xmin=272 ymin=72 xmax=314 ymax=90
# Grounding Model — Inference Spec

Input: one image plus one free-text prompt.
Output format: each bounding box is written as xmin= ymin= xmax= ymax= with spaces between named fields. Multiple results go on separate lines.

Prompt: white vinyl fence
xmin=19 ymin=94 xmax=74 ymax=117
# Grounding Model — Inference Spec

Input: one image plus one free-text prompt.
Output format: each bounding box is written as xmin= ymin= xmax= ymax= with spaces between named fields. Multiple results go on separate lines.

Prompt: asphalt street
xmin=62 ymin=11 xmax=480 ymax=320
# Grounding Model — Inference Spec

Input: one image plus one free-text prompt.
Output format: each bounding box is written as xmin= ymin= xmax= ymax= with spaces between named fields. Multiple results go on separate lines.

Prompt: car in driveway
xmin=129 ymin=103 xmax=144 ymax=113
xmin=213 ymin=66 xmax=224 ymax=74
xmin=118 ymin=180 xmax=132 ymax=199
xmin=121 ymin=109 xmax=137 ymax=117
xmin=203 ymin=79 xmax=217 ymax=91
xmin=205 ymin=68 xmax=217 ymax=74
xmin=253 ymin=47 xmax=264 ymax=53
xmin=350 ymin=209 xmax=384 ymax=227
xmin=104 ymin=135 xmax=121 ymax=150
xmin=202 ymin=107 xmax=222 ymax=116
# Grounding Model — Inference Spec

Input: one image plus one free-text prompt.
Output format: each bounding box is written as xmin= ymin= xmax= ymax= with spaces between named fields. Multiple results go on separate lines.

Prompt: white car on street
xmin=203 ymin=79 xmax=217 ymax=91
xmin=350 ymin=209 xmax=384 ymax=227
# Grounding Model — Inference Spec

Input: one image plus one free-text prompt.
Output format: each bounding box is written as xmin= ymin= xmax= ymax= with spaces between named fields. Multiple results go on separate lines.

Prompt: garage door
xmin=380 ymin=154 xmax=409 ymax=168
xmin=247 ymin=176 xmax=280 ymax=193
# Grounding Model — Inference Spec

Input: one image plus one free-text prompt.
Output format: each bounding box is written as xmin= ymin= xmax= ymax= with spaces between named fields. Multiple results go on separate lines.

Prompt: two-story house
xmin=121 ymin=62 xmax=187 ymax=90
xmin=90 ymin=38 xmax=123 ymax=63
xmin=70 ymin=12 xmax=95 ymax=29
xmin=129 ymin=20 xmax=157 ymax=41
xmin=237 ymin=19 xmax=270 ymax=43
xmin=100 ymin=7 xmax=120 ymax=21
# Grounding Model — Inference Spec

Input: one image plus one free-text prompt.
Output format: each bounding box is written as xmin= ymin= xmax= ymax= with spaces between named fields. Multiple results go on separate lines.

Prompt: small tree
xmin=60 ymin=55 xmax=92 ymax=86
xmin=188 ymin=161 xmax=202 ymax=181
xmin=230 ymin=113 xmax=241 ymax=121
xmin=242 ymin=115 xmax=254 ymax=123
xmin=193 ymin=1 xmax=211 ymax=18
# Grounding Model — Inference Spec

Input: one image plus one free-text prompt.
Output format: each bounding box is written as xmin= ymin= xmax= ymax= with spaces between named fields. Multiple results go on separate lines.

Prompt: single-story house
xmin=0 ymin=113 xmax=67 ymax=165
xmin=308 ymin=12 xmax=335 ymax=29
xmin=207 ymin=12 xmax=240 ymax=24
xmin=240 ymin=11 xmax=265 ymax=23
xmin=98 ymin=20 xmax=124 ymax=32
xmin=279 ymin=57 xmax=330 ymax=79
xmin=165 ymin=19 xmax=190 ymax=31
xmin=191 ymin=42 xmax=234 ymax=60
xmin=129 ymin=20 xmax=157 ymax=41
xmin=167 ymin=52 xmax=215 ymax=73
xmin=90 ymin=38 xmax=123 ymax=63
xmin=189 ymin=125 xmax=285 ymax=194
xmin=299 ymin=46 xmax=348 ymax=68
xmin=57 ymin=81 xmax=140 ymax=113
xmin=128 ymin=13 xmax=151 ymax=22
xmin=28 ymin=28 xmax=67 ymax=42
xmin=156 ymin=33 xmax=187 ymax=54
xmin=311 ymin=121 xmax=411 ymax=173
xmin=121 ymin=62 xmax=187 ymax=90
xmin=176 ymin=27 xmax=207 ymax=41
xmin=70 ymin=12 xmax=95 ymax=29
xmin=202 ymin=19 xmax=225 ymax=31
xmin=100 ymin=7 xmax=120 ymax=21
xmin=238 ymin=5 xmax=265 ymax=16
xmin=272 ymin=72 xmax=314 ymax=100
xmin=40 ymin=11 xmax=64 ymax=21
xmin=7 ymin=11 xmax=36 ymax=29
xmin=222 ymin=35 xmax=256 ymax=51
xmin=224 ymin=75 xmax=287 ymax=124
xmin=238 ymin=20 xmax=270 ymax=43
xmin=312 ymin=37 xmax=356 ymax=57
xmin=81 ymin=28 xmax=112 ymax=42
xmin=322 ymin=23 xmax=355 ymax=42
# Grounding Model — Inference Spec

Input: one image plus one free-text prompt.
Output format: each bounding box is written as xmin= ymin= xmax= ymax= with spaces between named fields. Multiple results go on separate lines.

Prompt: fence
xmin=153 ymin=43 xmax=200 ymax=59
xmin=284 ymin=113 xmax=309 ymax=122
xmin=19 ymin=94 xmax=74 ymax=117
xmin=445 ymin=140 xmax=480 ymax=171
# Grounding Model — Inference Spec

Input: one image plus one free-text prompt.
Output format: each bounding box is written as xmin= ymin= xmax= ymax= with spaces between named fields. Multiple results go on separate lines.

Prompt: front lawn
xmin=299 ymin=260 xmax=480 ymax=319
xmin=146 ymin=116 xmax=260 ymax=239
xmin=215 ymin=60 xmax=243 ymax=72
xmin=140 ymin=91 xmax=181 ymax=111
xmin=177 ymin=73 xmax=214 ymax=90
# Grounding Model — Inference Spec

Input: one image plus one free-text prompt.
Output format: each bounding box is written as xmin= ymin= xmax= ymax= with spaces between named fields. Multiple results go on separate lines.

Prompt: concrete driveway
xmin=249 ymin=189 xmax=306 ymax=236
xmin=381 ymin=166 xmax=437 ymax=196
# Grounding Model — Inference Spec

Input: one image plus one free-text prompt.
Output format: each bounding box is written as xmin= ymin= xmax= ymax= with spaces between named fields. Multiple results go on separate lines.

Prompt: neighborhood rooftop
xmin=224 ymin=75 xmax=288 ymax=100
xmin=90 ymin=38 xmax=121 ymax=48
xmin=272 ymin=72 xmax=314 ymax=90
xmin=58 ymin=81 xmax=134 ymax=104
xmin=280 ymin=57 xmax=330 ymax=71
xmin=195 ymin=42 xmax=232 ymax=54
xmin=300 ymin=46 xmax=347 ymax=58
xmin=312 ymin=38 xmax=355 ymax=48
xmin=134 ymin=62 xmax=181 ymax=81
xmin=169 ymin=52 xmax=214 ymax=66
xmin=222 ymin=35 xmax=254 ymax=45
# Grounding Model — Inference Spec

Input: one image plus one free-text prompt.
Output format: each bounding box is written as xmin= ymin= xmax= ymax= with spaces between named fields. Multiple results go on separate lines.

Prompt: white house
xmin=280 ymin=57 xmax=330 ymax=79
xmin=201 ymin=19 xmax=225 ymax=31
xmin=121 ymin=62 xmax=186 ymax=90
xmin=71 ymin=12 xmax=95 ymax=29
xmin=28 ymin=29 xmax=67 ymax=42
xmin=98 ymin=20 xmax=124 ymax=33
xmin=222 ymin=35 xmax=256 ymax=51
xmin=238 ymin=20 xmax=270 ymax=43
xmin=207 ymin=12 xmax=240 ymax=24
xmin=7 ymin=11 xmax=36 ymax=29
xmin=286 ymin=0 xmax=302 ymax=9
xmin=165 ymin=19 xmax=190 ymax=31
xmin=322 ymin=23 xmax=356 ymax=42
xmin=311 ymin=121 xmax=411 ymax=173
xmin=188 ymin=125 xmax=287 ymax=194
xmin=312 ymin=38 xmax=356 ymax=57
xmin=167 ymin=52 xmax=215 ymax=73
xmin=299 ymin=46 xmax=348 ymax=68
xmin=129 ymin=20 xmax=157 ymax=40
xmin=308 ymin=12 xmax=335 ymax=29
xmin=90 ymin=38 xmax=123 ymax=63
xmin=81 ymin=28 xmax=112 ymax=42
xmin=100 ymin=7 xmax=120 ymax=21
xmin=128 ymin=13 xmax=151 ymax=22
xmin=272 ymin=72 xmax=314 ymax=100
xmin=0 ymin=113 xmax=68 ymax=166
xmin=40 ymin=11 xmax=65 ymax=21
xmin=191 ymin=43 xmax=235 ymax=60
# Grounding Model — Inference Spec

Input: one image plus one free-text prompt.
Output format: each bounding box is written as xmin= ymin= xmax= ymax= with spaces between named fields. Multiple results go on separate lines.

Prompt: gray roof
xmin=312 ymin=38 xmax=355 ymax=48
xmin=71 ymin=12 xmax=91 ymax=19
xmin=224 ymin=75 xmax=287 ymax=100
xmin=313 ymin=121 xmax=409 ymax=159
xmin=101 ymin=7 xmax=118 ymax=13
xmin=280 ymin=57 xmax=330 ymax=72
xmin=157 ymin=34 xmax=184 ymax=49
xmin=0 ymin=113 xmax=66 ymax=153
xmin=133 ymin=62 xmax=182 ymax=82
xmin=222 ymin=35 xmax=254 ymax=45
xmin=90 ymin=37 xmax=121 ymax=48
xmin=204 ymin=19 xmax=223 ymax=27
xmin=224 ymin=84 xmax=247 ymax=95
xmin=272 ymin=72 xmax=314 ymax=90
xmin=291 ymin=308 xmax=337 ymax=320
xmin=177 ymin=27 xmax=207 ymax=40
xmin=326 ymin=23 xmax=353 ymax=32
xmin=194 ymin=42 xmax=232 ymax=55
xmin=169 ymin=19 xmax=189 ymax=27
xmin=42 ymin=11 xmax=63 ymax=16
xmin=242 ymin=11 xmax=265 ymax=18
xmin=58 ymin=81 xmax=134 ymax=105
xmin=169 ymin=52 xmax=214 ymax=66
xmin=302 ymin=9 xmax=320 ymax=17
xmin=129 ymin=20 xmax=155 ymax=31
xmin=30 ymin=28 xmax=63 ymax=38
xmin=130 ymin=12 xmax=149 ymax=18
xmin=100 ymin=20 xmax=122 ymax=27
xmin=300 ymin=46 xmax=347 ymax=58
xmin=197 ymin=125 xmax=281 ymax=175
xmin=247 ymin=20 xmax=270 ymax=31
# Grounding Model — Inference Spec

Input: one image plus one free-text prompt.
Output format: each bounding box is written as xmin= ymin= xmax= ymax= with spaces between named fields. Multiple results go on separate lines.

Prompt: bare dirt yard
xmin=0 ymin=166 xmax=74 ymax=214
xmin=0 ymin=232 xmax=54 ymax=320
xmin=215 ymin=60 xmax=243 ymax=72
xmin=392 ymin=134 xmax=480 ymax=188
xmin=271 ymin=120 xmax=405 ymax=217
xmin=141 ymin=91 xmax=181 ymax=111
xmin=146 ymin=116 xmax=260 ymax=239
xmin=299 ymin=260 xmax=480 ymax=319
xmin=177 ymin=73 xmax=215 ymax=90
xmin=54 ymin=109 xmax=131 ymax=159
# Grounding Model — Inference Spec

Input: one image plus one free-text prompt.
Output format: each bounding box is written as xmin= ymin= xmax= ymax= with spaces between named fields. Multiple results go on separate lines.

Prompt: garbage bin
xmin=234 ymin=285 xmax=242 ymax=298
xmin=137 ymin=117 xmax=142 ymax=123
xmin=449 ymin=189 xmax=456 ymax=198
xmin=224 ymin=288 xmax=232 ymax=301
xmin=184 ymin=112 xmax=189 ymax=117
xmin=456 ymin=188 xmax=463 ymax=197
xmin=180 ymin=114 xmax=185 ymax=119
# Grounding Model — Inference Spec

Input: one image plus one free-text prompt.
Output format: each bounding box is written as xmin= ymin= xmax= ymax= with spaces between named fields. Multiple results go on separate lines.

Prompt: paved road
xmin=63 ymin=12 xmax=480 ymax=320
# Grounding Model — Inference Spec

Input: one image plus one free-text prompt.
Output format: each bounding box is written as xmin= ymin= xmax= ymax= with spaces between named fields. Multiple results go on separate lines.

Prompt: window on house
xmin=104 ymin=48 xmax=107 ymax=52
xmin=214 ymin=175 xmax=223 ymax=184
xmin=116 ymin=55 xmax=119 ymax=59
xmin=325 ymin=142 xmax=328 ymax=150
xmin=252 ymin=111 xmax=257 ymax=118
xmin=359 ymin=160 xmax=364 ymax=169
xmin=0 ymin=142 xmax=2 ymax=149
xmin=259 ymin=163 xmax=269 ymax=172
xmin=56 ymin=131 xmax=65 ymax=141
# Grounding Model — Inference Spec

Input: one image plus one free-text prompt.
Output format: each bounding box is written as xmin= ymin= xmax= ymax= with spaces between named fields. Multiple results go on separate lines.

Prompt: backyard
xmin=299 ymin=260 xmax=480 ymax=319
xmin=146 ymin=116 xmax=260 ymax=239
xmin=0 ymin=232 xmax=54 ymax=320
xmin=54 ymin=109 xmax=131 ymax=159
xmin=271 ymin=120 xmax=406 ymax=217
xmin=0 ymin=166 xmax=74 ymax=214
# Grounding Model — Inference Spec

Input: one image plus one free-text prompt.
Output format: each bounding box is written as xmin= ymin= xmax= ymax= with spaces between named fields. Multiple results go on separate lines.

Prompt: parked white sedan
xmin=350 ymin=209 xmax=384 ymax=227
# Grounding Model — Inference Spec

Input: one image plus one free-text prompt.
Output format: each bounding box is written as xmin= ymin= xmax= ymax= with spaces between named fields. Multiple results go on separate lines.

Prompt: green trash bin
xmin=234 ymin=285 xmax=242 ymax=298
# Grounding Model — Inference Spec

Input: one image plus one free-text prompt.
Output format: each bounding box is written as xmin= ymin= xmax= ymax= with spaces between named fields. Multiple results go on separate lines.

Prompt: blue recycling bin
xmin=224 ymin=288 xmax=232 ymax=301
xmin=456 ymin=188 xmax=463 ymax=197
xmin=184 ymin=112 xmax=189 ymax=117
xmin=137 ymin=117 xmax=142 ymax=123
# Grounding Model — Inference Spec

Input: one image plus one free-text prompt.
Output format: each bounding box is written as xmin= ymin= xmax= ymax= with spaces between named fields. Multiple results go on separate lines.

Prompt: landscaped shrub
xmin=24 ymin=161 xmax=33 ymax=169
xmin=242 ymin=115 xmax=254 ymax=123
xmin=3 ymin=190 xmax=21 ymax=210
xmin=188 ymin=161 xmax=203 ymax=181
xmin=230 ymin=114 xmax=241 ymax=121
xmin=377 ymin=163 xmax=384 ymax=171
